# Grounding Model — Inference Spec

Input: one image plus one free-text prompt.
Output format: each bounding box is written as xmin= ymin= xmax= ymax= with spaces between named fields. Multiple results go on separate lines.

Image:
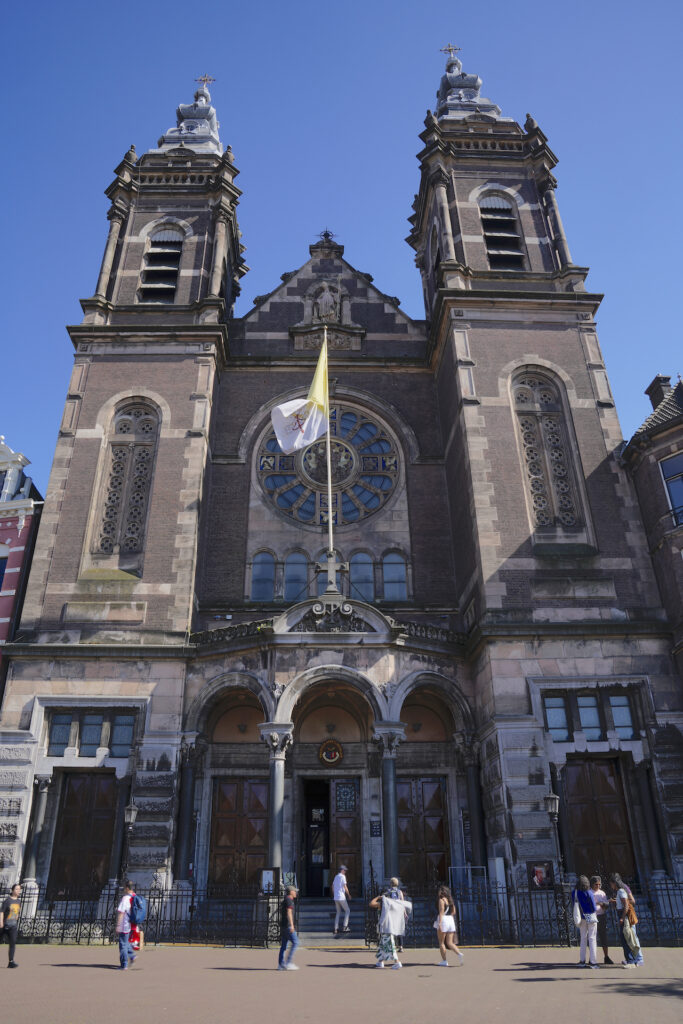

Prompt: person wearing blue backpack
xmin=115 ymin=880 xmax=146 ymax=970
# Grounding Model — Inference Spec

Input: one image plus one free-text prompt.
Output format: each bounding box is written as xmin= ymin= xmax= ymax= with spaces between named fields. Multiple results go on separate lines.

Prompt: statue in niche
xmin=313 ymin=281 xmax=339 ymax=323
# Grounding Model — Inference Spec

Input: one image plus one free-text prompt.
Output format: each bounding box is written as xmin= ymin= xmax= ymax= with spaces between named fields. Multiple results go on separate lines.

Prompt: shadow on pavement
xmin=207 ymin=966 xmax=273 ymax=971
xmin=47 ymin=964 xmax=124 ymax=970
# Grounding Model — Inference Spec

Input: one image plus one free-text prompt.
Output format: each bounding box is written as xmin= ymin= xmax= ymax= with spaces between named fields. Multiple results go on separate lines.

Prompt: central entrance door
xmin=303 ymin=778 xmax=361 ymax=896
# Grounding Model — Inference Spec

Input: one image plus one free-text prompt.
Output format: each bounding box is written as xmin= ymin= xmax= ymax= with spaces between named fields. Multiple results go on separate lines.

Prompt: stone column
xmin=455 ymin=734 xmax=487 ymax=868
xmin=259 ymin=724 xmax=294 ymax=871
xmin=374 ymin=724 xmax=405 ymax=880
xmin=549 ymin=763 xmax=572 ymax=874
xmin=209 ymin=213 xmax=229 ymax=296
xmin=24 ymin=776 xmax=52 ymax=881
xmin=95 ymin=210 xmax=124 ymax=298
xmin=108 ymin=777 xmax=131 ymax=882
xmin=433 ymin=172 xmax=456 ymax=261
xmin=174 ymin=741 xmax=199 ymax=882
xmin=636 ymin=761 xmax=666 ymax=874
xmin=543 ymin=186 xmax=573 ymax=268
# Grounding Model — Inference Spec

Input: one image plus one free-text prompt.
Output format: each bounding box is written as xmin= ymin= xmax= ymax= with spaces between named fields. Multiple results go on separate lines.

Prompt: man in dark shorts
xmin=278 ymin=886 xmax=299 ymax=971
xmin=590 ymin=875 xmax=613 ymax=964
xmin=0 ymin=882 xmax=22 ymax=968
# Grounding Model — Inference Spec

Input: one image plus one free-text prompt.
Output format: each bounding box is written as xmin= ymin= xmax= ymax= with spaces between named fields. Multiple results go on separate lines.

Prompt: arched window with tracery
xmin=512 ymin=372 xmax=582 ymax=531
xmin=349 ymin=553 xmax=374 ymax=602
xmin=284 ymin=552 xmax=308 ymax=602
xmin=96 ymin=402 xmax=159 ymax=555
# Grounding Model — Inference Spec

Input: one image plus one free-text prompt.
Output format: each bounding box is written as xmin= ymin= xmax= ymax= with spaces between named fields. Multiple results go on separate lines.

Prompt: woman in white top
xmin=434 ymin=885 xmax=463 ymax=967
xmin=609 ymin=873 xmax=643 ymax=968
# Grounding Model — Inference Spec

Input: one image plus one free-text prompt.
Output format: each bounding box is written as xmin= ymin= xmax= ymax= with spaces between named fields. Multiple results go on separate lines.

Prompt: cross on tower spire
xmin=195 ymin=74 xmax=216 ymax=89
xmin=440 ymin=43 xmax=461 ymax=61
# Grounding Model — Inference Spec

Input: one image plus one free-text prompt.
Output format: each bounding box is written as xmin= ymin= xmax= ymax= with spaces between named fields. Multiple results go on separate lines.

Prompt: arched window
xmin=349 ymin=553 xmax=374 ymax=602
xmin=138 ymin=227 xmax=184 ymax=303
xmin=284 ymin=552 xmax=308 ymax=602
xmin=97 ymin=402 xmax=159 ymax=555
xmin=512 ymin=372 xmax=581 ymax=529
xmin=251 ymin=552 xmax=275 ymax=601
xmin=479 ymin=195 xmax=524 ymax=270
xmin=316 ymin=551 xmax=342 ymax=595
xmin=382 ymin=552 xmax=407 ymax=601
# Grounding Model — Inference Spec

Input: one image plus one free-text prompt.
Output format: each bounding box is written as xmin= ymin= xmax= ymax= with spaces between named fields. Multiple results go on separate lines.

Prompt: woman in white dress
xmin=435 ymin=885 xmax=463 ymax=967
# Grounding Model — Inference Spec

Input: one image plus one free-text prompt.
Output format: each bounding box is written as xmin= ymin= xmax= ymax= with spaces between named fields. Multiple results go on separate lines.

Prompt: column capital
xmin=259 ymin=723 xmax=294 ymax=759
xmin=453 ymin=732 xmax=480 ymax=766
xmin=34 ymin=774 xmax=53 ymax=792
xmin=373 ymin=723 xmax=406 ymax=758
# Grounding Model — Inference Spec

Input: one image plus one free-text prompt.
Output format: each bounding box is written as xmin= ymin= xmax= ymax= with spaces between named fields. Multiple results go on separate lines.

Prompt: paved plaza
xmin=2 ymin=944 xmax=682 ymax=1024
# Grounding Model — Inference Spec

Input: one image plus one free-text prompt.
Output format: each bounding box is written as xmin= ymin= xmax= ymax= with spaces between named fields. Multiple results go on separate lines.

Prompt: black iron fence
xmin=363 ymin=879 xmax=683 ymax=949
xmin=10 ymin=884 xmax=283 ymax=948
xmin=5 ymin=877 xmax=683 ymax=948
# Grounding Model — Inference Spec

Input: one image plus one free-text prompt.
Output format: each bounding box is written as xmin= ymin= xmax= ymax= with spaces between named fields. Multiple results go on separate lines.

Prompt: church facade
xmin=1 ymin=53 xmax=681 ymax=898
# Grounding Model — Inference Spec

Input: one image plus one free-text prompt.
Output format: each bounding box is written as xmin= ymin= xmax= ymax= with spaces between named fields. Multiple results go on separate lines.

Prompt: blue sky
xmin=2 ymin=0 xmax=681 ymax=493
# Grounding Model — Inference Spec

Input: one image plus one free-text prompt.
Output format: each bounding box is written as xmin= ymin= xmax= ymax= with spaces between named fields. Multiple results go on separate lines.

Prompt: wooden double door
xmin=397 ymin=775 xmax=450 ymax=886
xmin=49 ymin=772 xmax=117 ymax=894
xmin=564 ymin=758 xmax=635 ymax=879
xmin=303 ymin=778 xmax=361 ymax=896
xmin=208 ymin=778 xmax=269 ymax=889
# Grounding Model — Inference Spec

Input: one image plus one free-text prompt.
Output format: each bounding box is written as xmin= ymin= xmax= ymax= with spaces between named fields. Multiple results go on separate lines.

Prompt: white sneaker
xmin=623 ymin=963 xmax=636 ymax=969
xmin=285 ymin=963 xmax=299 ymax=970
xmin=391 ymin=962 xmax=403 ymax=970
xmin=439 ymin=959 xmax=450 ymax=967
xmin=375 ymin=962 xmax=385 ymax=968
xmin=456 ymin=953 xmax=464 ymax=966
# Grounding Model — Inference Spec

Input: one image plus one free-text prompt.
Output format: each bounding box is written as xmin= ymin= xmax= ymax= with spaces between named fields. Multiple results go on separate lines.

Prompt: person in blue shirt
xmin=571 ymin=875 xmax=599 ymax=968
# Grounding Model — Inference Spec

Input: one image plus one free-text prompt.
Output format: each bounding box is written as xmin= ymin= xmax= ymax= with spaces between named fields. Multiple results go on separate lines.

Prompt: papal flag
xmin=271 ymin=340 xmax=329 ymax=454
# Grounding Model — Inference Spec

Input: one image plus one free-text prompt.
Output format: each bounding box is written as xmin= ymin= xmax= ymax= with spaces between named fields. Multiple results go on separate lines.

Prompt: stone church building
xmin=1 ymin=52 xmax=681 ymax=899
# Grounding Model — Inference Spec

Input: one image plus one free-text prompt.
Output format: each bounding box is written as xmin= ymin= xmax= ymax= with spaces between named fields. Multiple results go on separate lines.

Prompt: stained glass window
xmin=258 ymin=403 xmax=399 ymax=527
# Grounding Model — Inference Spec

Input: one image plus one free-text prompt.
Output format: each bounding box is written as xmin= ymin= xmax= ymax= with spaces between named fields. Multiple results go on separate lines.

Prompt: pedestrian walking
xmin=385 ymin=877 xmax=406 ymax=953
xmin=0 ymin=882 xmax=22 ymax=969
xmin=332 ymin=865 xmax=351 ymax=936
xmin=369 ymin=890 xmax=411 ymax=969
xmin=434 ymin=885 xmax=463 ymax=967
xmin=590 ymin=875 xmax=613 ymax=964
xmin=115 ymin=880 xmax=138 ymax=970
xmin=278 ymin=886 xmax=299 ymax=971
xmin=609 ymin=873 xmax=643 ymax=968
xmin=571 ymin=875 xmax=599 ymax=968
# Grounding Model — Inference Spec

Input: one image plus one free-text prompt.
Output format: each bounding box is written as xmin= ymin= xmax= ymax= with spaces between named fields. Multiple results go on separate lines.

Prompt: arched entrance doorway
xmin=202 ymin=689 xmax=270 ymax=890
xmin=396 ymin=689 xmax=456 ymax=886
xmin=291 ymin=682 xmax=374 ymax=896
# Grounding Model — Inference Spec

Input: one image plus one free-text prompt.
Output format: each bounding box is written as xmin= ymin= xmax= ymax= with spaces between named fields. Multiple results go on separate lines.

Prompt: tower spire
xmin=155 ymin=79 xmax=222 ymax=155
xmin=434 ymin=46 xmax=508 ymax=122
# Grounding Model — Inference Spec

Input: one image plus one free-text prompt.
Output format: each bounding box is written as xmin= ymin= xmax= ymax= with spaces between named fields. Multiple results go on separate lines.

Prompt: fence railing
xmin=363 ymin=878 xmax=683 ymax=949
xmin=11 ymin=884 xmax=283 ymax=948
xmin=7 ymin=877 xmax=683 ymax=948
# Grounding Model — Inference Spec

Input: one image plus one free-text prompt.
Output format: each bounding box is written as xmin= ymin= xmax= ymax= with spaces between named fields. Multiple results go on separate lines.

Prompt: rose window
xmin=258 ymin=405 xmax=400 ymax=526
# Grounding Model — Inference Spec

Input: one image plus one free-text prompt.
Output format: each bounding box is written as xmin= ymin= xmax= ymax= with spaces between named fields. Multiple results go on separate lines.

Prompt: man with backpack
xmin=115 ymin=880 xmax=146 ymax=970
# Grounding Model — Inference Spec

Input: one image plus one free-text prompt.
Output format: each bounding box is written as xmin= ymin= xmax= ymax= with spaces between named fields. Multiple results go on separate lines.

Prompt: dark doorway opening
xmin=303 ymin=779 xmax=329 ymax=896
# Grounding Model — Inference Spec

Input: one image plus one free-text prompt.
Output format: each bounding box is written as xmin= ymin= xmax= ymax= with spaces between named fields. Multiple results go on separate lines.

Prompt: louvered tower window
xmin=139 ymin=228 xmax=183 ymax=303
xmin=480 ymin=196 xmax=525 ymax=270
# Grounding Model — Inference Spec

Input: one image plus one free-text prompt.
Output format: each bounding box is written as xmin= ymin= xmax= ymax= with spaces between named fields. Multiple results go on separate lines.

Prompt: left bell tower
xmin=18 ymin=81 xmax=248 ymax=645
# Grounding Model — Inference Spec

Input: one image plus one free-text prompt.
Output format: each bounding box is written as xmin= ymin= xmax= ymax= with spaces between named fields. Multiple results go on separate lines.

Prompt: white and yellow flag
xmin=271 ymin=341 xmax=329 ymax=454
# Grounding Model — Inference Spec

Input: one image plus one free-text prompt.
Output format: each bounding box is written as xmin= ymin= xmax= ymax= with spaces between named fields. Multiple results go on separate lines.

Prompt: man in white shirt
xmin=590 ymin=875 xmax=613 ymax=964
xmin=115 ymin=879 xmax=137 ymax=970
xmin=332 ymin=865 xmax=351 ymax=936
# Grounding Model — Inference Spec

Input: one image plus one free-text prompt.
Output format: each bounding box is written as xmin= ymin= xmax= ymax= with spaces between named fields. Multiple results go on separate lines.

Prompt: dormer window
xmin=139 ymin=228 xmax=183 ymax=303
xmin=480 ymin=196 xmax=525 ymax=270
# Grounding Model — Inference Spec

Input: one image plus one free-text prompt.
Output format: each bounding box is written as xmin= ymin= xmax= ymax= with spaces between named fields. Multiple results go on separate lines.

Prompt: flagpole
xmin=323 ymin=326 xmax=336 ymax=592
